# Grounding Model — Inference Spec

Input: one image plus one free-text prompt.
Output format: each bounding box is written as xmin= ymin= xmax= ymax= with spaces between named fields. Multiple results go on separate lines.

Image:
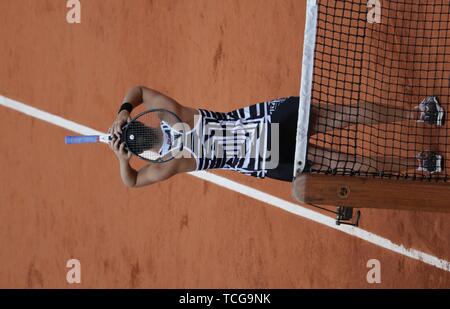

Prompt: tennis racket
xmin=65 ymin=109 xmax=185 ymax=163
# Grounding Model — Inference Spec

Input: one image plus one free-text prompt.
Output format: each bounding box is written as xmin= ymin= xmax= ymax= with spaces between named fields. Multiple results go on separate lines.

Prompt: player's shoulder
xmin=177 ymin=105 xmax=199 ymax=129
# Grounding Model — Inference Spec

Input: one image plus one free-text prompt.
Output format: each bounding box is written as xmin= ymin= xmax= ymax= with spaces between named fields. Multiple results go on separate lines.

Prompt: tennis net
xmin=294 ymin=0 xmax=450 ymax=182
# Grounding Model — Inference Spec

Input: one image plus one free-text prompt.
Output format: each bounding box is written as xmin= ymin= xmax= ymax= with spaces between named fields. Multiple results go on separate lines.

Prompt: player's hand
xmin=109 ymin=136 xmax=132 ymax=162
xmin=109 ymin=110 xmax=131 ymax=139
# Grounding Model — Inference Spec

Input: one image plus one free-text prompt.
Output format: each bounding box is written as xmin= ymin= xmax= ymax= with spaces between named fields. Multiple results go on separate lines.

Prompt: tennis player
xmin=108 ymin=86 xmax=444 ymax=187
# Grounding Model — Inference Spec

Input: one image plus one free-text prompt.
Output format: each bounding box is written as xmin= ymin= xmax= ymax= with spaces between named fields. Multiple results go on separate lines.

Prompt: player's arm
xmin=133 ymin=161 xmax=179 ymax=188
xmin=118 ymin=161 xmax=178 ymax=188
xmin=122 ymin=85 xmax=182 ymax=112
xmin=110 ymin=86 xmax=182 ymax=138
xmin=109 ymin=136 xmax=178 ymax=187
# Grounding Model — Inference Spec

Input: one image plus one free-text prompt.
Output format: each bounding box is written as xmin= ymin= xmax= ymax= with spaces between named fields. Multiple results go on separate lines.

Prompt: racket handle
xmin=65 ymin=135 xmax=99 ymax=144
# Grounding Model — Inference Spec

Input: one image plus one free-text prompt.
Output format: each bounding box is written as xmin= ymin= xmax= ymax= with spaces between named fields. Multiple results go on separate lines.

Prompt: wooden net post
xmin=292 ymin=174 xmax=450 ymax=212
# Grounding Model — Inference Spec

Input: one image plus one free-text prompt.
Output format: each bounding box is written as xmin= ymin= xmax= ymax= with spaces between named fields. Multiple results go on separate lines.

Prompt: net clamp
xmin=335 ymin=206 xmax=361 ymax=227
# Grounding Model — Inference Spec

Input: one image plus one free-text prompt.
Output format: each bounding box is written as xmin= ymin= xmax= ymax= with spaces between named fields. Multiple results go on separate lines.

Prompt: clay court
xmin=1 ymin=0 xmax=450 ymax=288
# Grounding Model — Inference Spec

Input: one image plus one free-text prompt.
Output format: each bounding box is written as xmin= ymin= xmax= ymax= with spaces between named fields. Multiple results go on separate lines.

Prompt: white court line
xmin=1 ymin=94 xmax=450 ymax=273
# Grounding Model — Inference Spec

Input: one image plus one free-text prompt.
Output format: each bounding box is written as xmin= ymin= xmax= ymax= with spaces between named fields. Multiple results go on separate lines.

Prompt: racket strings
xmin=124 ymin=110 xmax=183 ymax=162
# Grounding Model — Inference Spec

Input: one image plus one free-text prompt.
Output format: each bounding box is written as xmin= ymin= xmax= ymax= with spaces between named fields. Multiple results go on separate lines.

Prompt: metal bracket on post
xmin=335 ymin=206 xmax=361 ymax=227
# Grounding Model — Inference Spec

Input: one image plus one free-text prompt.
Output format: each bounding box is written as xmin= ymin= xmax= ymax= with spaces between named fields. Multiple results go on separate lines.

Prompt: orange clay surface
xmin=0 ymin=0 xmax=449 ymax=288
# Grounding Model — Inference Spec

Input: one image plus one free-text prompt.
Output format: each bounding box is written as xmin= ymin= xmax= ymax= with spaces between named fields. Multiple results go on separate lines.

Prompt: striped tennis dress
xmin=183 ymin=97 xmax=300 ymax=181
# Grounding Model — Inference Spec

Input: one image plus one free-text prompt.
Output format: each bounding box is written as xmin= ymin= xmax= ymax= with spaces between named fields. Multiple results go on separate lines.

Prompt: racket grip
xmin=65 ymin=135 xmax=99 ymax=144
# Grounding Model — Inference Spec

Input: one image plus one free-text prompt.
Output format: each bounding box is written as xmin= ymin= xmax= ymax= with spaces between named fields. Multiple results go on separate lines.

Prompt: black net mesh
xmin=307 ymin=0 xmax=450 ymax=182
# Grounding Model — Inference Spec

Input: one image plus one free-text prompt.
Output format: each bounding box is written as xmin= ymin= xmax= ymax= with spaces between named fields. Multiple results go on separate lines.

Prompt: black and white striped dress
xmin=184 ymin=97 xmax=295 ymax=178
